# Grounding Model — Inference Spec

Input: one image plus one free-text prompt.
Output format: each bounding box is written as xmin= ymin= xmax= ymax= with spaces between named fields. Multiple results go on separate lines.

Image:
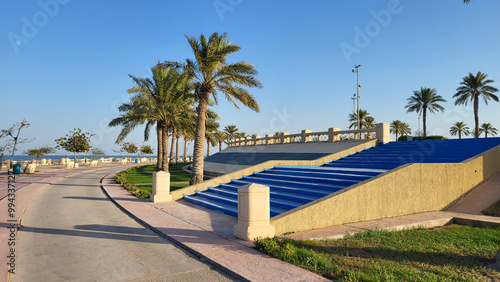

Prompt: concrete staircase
xmin=184 ymin=138 xmax=500 ymax=217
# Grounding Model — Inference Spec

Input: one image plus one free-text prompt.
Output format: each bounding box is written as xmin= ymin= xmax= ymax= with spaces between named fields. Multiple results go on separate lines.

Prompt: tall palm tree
xmin=224 ymin=124 xmax=239 ymax=143
xmin=453 ymin=72 xmax=499 ymax=138
xmin=479 ymin=123 xmax=497 ymax=138
xmin=164 ymin=32 xmax=262 ymax=184
xmin=109 ymin=64 xmax=192 ymax=172
xmin=390 ymin=120 xmax=412 ymax=141
xmin=449 ymin=121 xmax=470 ymax=139
xmin=405 ymin=87 xmax=446 ymax=138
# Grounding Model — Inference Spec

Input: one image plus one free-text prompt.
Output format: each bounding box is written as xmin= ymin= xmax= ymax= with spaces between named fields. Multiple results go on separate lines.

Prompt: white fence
xmin=227 ymin=123 xmax=390 ymax=147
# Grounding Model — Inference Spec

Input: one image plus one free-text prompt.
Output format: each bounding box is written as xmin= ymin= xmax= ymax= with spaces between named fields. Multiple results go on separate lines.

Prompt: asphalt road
xmin=11 ymin=167 xmax=233 ymax=281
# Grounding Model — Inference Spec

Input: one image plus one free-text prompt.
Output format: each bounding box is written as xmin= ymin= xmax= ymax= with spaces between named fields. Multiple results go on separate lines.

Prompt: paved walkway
xmin=11 ymin=167 xmax=231 ymax=281
xmin=3 ymin=163 xmax=499 ymax=281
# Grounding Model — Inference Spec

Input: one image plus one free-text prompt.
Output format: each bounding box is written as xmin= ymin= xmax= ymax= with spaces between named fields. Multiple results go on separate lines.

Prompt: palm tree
xmin=164 ymin=32 xmax=262 ymax=184
xmin=453 ymin=72 xmax=499 ymax=138
xmin=224 ymin=124 xmax=239 ymax=143
xmin=205 ymin=110 xmax=220 ymax=157
xmin=109 ymin=64 xmax=192 ymax=172
xmin=405 ymin=87 xmax=446 ymax=138
xmin=449 ymin=122 xmax=470 ymax=139
xmin=214 ymin=131 xmax=227 ymax=151
xmin=348 ymin=109 xmax=375 ymax=138
xmin=479 ymin=123 xmax=497 ymax=138
xmin=390 ymin=120 xmax=412 ymax=141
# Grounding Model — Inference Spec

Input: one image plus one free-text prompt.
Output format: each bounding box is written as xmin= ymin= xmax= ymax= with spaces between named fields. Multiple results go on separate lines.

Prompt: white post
xmin=151 ymin=171 xmax=172 ymax=202
xmin=328 ymin=127 xmax=340 ymax=142
xmin=376 ymin=123 xmax=391 ymax=143
xmin=266 ymin=134 xmax=273 ymax=145
xmin=234 ymin=183 xmax=275 ymax=241
xmin=281 ymin=132 xmax=289 ymax=144
xmin=301 ymin=129 xmax=311 ymax=143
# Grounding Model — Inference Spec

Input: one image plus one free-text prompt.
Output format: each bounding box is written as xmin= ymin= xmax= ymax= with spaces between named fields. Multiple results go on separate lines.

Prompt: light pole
xmin=352 ymin=65 xmax=362 ymax=139
xmin=351 ymin=94 xmax=357 ymax=114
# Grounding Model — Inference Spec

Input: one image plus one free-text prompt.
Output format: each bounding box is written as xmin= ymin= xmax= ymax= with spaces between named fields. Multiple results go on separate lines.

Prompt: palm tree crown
xmin=224 ymin=124 xmax=239 ymax=142
xmin=405 ymin=87 xmax=446 ymax=138
xmin=479 ymin=123 xmax=497 ymax=138
xmin=453 ymin=72 xmax=499 ymax=138
xmin=449 ymin=121 xmax=470 ymax=139
xmin=164 ymin=32 xmax=262 ymax=184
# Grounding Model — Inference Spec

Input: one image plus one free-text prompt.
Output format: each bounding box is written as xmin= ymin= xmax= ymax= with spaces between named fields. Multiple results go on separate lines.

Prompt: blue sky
xmin=1 ymin=0 xmax=499 ymax=155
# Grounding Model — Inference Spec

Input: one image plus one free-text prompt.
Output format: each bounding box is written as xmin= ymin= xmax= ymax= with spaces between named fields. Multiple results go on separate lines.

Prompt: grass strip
xmin=255 ymin=226 xmax=500 ymax=281
xmin=114 ymin=164 xmax=194 ymax=199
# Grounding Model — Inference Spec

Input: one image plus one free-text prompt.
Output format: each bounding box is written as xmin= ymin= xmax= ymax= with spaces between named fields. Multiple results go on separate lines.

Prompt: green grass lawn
xmin=255 ymin=225 xmax=500 ymax=281
xmin=482 ymin=199 xmax=500 ymax=217
xmin=114 ymin=163 xmax=194 ymax=199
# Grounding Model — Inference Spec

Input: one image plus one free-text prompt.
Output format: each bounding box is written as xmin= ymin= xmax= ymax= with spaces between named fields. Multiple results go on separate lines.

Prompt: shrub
xmin=398 ymin=135 xmax=446 ymax=141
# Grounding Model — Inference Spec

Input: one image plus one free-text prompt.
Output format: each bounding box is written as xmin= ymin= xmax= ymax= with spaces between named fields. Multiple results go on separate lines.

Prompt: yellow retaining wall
xmin=271 ymin=144 xmax=500 ymax=235
xmin=170 ymin=140 xmax=378 ymax=201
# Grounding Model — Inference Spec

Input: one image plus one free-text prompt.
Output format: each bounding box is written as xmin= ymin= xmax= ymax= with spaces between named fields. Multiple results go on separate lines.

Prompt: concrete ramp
xmin=204 ymin=140 xmax=371 ymax=176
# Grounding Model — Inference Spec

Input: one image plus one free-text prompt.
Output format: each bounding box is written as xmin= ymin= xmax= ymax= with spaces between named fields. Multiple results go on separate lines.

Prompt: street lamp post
xmin=351 ymin=94 xmax=357 ymax=114
xmin=352 ymin=65 xmax=362 ymax=139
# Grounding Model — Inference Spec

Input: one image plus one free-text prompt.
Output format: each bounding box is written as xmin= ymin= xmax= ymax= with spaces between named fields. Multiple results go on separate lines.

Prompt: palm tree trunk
xmin=191 ymin=94 xmax=209 ymax=185
xmin=175 ymin=135 xmax=179 ymax=164
xmin=157 ymin=124 xmax=163 ymax=171
xmin=183 ymin=136 xmax=187 ymax=163
xmin=169 ymin=128 xmax=175 ymax=165
xmin=219 ymin=141 xmax=222 ymax=151
xmin=207 ymin=140 xmax=210 ymax=157
xmin=459 ymin=131 xmax=462 ymax=139
xmin=161 ymin=124 xmax=169 ymax=172
xmin=423 ymin=108 xmax=427 ymax=138
xmin=474 ymin=96 xmax=479 ymax=138
xmin=395 ymin=132 xmax=398 ymax=141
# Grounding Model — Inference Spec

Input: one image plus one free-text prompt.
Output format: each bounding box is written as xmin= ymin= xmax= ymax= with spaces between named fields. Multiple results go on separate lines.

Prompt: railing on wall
xmin=227 ymin=123 xmax=390 ymax=147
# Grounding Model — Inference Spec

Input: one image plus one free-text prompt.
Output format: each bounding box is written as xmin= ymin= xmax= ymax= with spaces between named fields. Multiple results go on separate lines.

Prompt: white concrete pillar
xmin=281 ymin=132 xmax=289 ymax=144
xmin=376 ymin=123 xmax=391 ymax=143
xmin=266 ymin=134 xmax=273 ymax=145
xmin=41 ymin=158 xmax=47 ymax=165
xmin=26 ymin=164 xmax=36 ymax=174
xmin=151 ymin=171 xmax=172 ymax=203
xmin=328 ymin=127 xmax=340 ymax=142
xmin=233 ymin=183 xmax=275 ymax=241
xmin=301 ymin=129 xmax=311 ymax=143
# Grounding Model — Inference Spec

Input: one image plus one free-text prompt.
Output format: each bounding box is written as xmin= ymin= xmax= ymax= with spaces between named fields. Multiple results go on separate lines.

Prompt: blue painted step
xmin=184 ymin=138 xmax=500 ymax=218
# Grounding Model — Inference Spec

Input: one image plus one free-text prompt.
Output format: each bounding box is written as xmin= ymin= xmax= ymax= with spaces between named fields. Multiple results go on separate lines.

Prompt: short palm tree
xmin=214 ymin=131 xmax=227 ymax=151
xmin=164 ymin=32 xmax=262 ymax=184
xmin=479 ymin=123 xmax=497 ymax=138
xmin=449 ymin=122 xmax=470 ymax=139
xmin=453 ymin=72 xmax=499 ymax=138
xmin=390 ymin=120 xmax=412 ymax=141
xmin=405 ymin=87 xmax=446 ymax=138
xmin=348 ymin=109 xmax=374 ymax=139
xmin=224 ymin=124 xmax=239 ymax=143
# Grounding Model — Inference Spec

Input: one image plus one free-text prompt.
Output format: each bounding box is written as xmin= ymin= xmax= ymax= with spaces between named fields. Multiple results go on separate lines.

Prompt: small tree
xmin=121 ymin=142 xmax=138 ymax=159
xmin=479 ymin=123 xmax=497 ymax=138
xmin=449 ymin=122 xmax=470 ymax=139
xmin=139 ymin=144 xmax=154 ymax=158
xmin=1 ymin=119 xmax=31 ymax=170
xmin=90 ymin=148 xmax=105 ymax=160
xmin=24 ymin=146 xmax=55 ymax=169
xmin=55 ymin=128 xmax=92 ymax=163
